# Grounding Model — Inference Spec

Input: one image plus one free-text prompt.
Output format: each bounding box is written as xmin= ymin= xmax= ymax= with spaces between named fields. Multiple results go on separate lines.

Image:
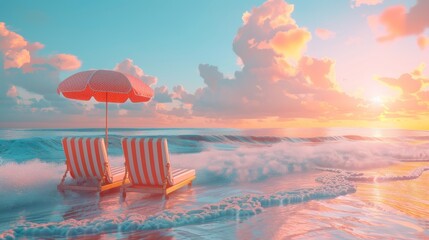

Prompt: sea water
xmin=0 ymin=128 xmax=428 ymax=239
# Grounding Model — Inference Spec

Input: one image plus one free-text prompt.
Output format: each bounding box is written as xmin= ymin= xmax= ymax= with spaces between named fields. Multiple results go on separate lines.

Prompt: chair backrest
xmin=62 ymin=137 xmax=112 ymax=182
xmin=122 ymin=138 xmax=173 ymax=186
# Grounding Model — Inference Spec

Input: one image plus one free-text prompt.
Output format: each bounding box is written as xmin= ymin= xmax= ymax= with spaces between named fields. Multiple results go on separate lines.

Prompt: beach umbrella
xmin=57 ymin=69 xmax=154 ymax=151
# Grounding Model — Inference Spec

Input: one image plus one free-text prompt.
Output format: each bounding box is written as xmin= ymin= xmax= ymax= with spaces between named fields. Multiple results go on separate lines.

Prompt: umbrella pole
xmin=105 ymin=94 xmax=108 ymax=152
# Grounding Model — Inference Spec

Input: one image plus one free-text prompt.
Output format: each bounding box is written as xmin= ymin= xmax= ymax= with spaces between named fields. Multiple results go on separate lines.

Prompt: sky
xmin=1 ymin=0 xmax=429 ymax=129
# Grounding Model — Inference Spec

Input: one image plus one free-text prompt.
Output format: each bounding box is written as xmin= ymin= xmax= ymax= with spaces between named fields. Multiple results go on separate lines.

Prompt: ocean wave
xmin=0 ymin=139 xmax=416 ymax=217
xmin=1 ymin=139 xmax=428 ymax=189
xmin=0 ymin=169 xmax=357 ymax=239
xmin=177 ymin=140 xmax=429 ymax=184
xmin=2 ymin=133 xmax=429 ymax=163
xmin=0 ymin=160 xmax=64 ymax=211
xmin=2 ymin=164 xmax=428 ymax=239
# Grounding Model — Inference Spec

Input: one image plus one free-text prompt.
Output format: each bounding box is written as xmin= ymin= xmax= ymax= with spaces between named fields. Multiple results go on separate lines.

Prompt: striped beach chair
xmin=121 ymin=137 xmax=196 ymax=199
xmin=57 ymin=137 xmax=127 ymax=192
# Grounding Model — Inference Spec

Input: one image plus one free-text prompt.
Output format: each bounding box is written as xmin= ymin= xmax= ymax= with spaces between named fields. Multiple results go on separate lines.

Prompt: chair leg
xmin=57 ymin=169 xmax=69 ymax=192
xmin=97 ymin=179 xmax=102 ymax=192
xmin=119 ymin=164 xmax=129 ymax=201
xmin=121 ymin=167 xmax=128 ymax=185
xmin=120 ymin=187 xmax=127 ymax=200
xmin=163 ymin=193 xmax=169 ymax=200
xmin=162 ymin=180 xmax=168 ymax=200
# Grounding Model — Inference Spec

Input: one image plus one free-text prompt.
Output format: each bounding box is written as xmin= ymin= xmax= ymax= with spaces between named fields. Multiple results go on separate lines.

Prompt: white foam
xmin=1 ymin=140 xmax=429 ymax=239
xmin=0 ymin=168 xmax=357 ymax=239
xmin=172 ymin=141 xmax=428 ymax=184
xmin=346 ymin=166 xmax=429 ymax=182
xmin=1 ymin=161 xmax=428 ymax=239
xmin=0 ymin=160 xmax=64 ymax=210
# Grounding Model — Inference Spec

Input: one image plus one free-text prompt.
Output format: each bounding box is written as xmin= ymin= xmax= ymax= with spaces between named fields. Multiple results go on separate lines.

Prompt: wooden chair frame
xmin=120 ymin=162 xmax=195 ymax=199
xmin=57 ymin=161 xmax=128 ymax=193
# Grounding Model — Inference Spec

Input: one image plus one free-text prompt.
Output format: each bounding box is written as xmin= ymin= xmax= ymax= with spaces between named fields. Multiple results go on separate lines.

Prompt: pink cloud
xmin=170 ymin=0 xmax=378 ymax=121
xmin=0 ymin=23 xmax=27 ymax=50
xmin=417 ymin=35 xmax=429 ymax=50
xmin=153 ymin=86 xmax=173 ymax=103
xmin=26 ymin=42 xmax=44 ymax=52
xmin=352 ymin=0 xmax=383 ymax=7
xmin=370 ymin=0 xmax=429 ymax=42
xmin=118 ymin=109 xmax=128 ymax=116
xmin=270 ymin=29 xmax=311 ymax=59
xmin=6 ymin=85 xmax=18 ymax=98
xmin=298 ymin=57 xmax=335 ymax=89
xmin=366 ymin=15 xmax=379 ymax=33
xmin=3 ymin=49 xmax=30 ymax=69
xmin=172 ymin=85 xmax=195 ymax=104
xmin=0 ymin=22 xmax=81 ymax=71
xmin=111 ymin=59 xmax=196 ymax=121
xmin=315 ymin=28 xmax=336 ymax=40
xmin=0 ymin=23 xmax=31 ymax=69
xmin=114 ymin=58 xmax=158 ymax=86
xmin=377 ymin=65 xmax=429 ymax=114
xmin=47 ymin=54 xmax=81 ymax=70
xmin=379 ymin=74 xmax=423 ymax=94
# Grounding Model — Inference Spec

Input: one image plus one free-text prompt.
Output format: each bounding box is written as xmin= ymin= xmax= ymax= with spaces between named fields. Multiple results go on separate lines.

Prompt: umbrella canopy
xmin=57 ymin=70 xmax=154 ymax=151
xmin=57 ymin=70 xmax=153 ymax=103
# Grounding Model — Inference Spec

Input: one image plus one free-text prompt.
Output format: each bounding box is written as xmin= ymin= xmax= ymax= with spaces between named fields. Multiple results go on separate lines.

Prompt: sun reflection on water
xmin=356 ymin=162 xmax=429 ymax=220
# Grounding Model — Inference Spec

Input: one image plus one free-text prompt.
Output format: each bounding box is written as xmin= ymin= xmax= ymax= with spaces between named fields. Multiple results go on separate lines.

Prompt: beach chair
xmin=120 ymin=137 xmax=196 ymax=199
xmin=57 ymin=137 xmax=127 ymax=192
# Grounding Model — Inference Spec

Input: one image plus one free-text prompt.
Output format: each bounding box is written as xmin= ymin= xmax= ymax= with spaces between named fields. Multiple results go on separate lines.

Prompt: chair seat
xmin=110 ymin=166 xmax=126 ymax=183
xmin=121 ymin=137 xmax=196 ymax=198
xmin=59 ymin=137 xmax=127 ymax=193
xmin=171 ymin=169 xmax=195 ymax=185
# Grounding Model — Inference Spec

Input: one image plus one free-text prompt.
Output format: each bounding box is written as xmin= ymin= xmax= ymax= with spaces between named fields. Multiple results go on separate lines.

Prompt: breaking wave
xmin=2 ymin=132 xmax=429 ymax=162
xmin=1 ymin=128 xmax=429 ymax=239
xmin=1 ymin=164 xmax=428 ymax=239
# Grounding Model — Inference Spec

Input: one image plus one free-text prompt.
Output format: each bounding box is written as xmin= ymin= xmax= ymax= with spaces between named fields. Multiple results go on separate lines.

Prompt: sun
xmin=371 ymin=96 xmax=384 ymax=105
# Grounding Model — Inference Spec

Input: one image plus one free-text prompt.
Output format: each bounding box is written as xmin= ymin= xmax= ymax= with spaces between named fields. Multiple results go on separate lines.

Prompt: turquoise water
xmin=0 ymin=128 xmax=428 ymax=239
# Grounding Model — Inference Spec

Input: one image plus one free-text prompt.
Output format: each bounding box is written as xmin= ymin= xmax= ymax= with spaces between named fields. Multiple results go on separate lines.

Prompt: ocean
xmin=0 ymin=128 xmax=428 ymax=239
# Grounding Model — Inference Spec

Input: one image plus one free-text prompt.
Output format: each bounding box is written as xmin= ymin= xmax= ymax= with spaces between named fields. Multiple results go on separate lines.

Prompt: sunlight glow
xmin=371 ymin=96 xmax=384 ymax=105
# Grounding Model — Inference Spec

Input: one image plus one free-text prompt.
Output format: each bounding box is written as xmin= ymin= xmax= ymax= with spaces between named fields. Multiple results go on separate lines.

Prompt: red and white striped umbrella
xmin=57 ymin=70 xmax=154 ymax=151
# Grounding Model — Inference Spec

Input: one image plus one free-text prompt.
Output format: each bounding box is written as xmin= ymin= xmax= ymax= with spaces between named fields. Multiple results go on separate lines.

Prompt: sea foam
xmin=0 ymin=168 xmax=357 ymax=239
xmin=1 ymin=164 xmax=428 ymax=239
xmin=0 ymin=160 xmax=64 ymax=210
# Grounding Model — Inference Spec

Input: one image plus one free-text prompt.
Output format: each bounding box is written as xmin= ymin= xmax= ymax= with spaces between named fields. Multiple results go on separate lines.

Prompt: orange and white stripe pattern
xmin=62 ymin=137 xmax=111 ymax=182
xmin=122 ymin=138 xmax=173 ymax=186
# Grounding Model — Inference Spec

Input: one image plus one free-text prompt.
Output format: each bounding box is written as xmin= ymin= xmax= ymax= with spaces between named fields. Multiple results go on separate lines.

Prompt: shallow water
xmin=0 ymin=128 xmax=428 ymax=239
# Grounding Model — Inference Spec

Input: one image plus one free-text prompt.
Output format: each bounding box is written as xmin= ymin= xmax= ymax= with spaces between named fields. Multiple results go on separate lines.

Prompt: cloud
xmin=111 ymin=58 xmax=198 ymax=120
xmin=171 ymin=0 xmax=377 ymax=121
xmin=315 ymin=28 xmax=336 ymax=40
xmin=172 ymin=85 xmax=195 ymax=104
xmin=0 ymin=23 xmax=87 ymax=127
xmin=6 ymin=85 xmax=18 ymax=98
xmin=114 ymin=58 xmax=158 ymax=86
xmin=352 ymin=0 xmax=383 ymax=7
xmin=298 ymin=57 xmax=336 ymax=89
xmin=0 ymin=23 xmax=190 ymax=127
xmin=377 ymin=64 xmax=429 ymax=114
xmin=46 ymin=54 xmax=81 ymax=70
xmin=153 ymin=85 xmax=173 ymax=103
xmin=71 ymin=0 xmax=393 ymax=126
xmin=270 ymin=28 xmax=312 ymax=60
xmin=417 ymin=35 xmax=429 ymax=50
xmin=369 ymin=0 xmax=429 ymax=42
xmin=0 ymin=22 xmax=81 ymax=72
xmin=118 ymin=109 xmax=128 ymax=116
xmin=378 ymin=73 xmax=426 ymax=95
xmin=0 ymin=23 xmax=81 ymax=72
xmin=128 ymin=0 xmax=385 ymax=123
xmin=4 ymin=49 xmax=30 ymax=69
xmin=8 ymin=0 xmax=425 ymax=128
